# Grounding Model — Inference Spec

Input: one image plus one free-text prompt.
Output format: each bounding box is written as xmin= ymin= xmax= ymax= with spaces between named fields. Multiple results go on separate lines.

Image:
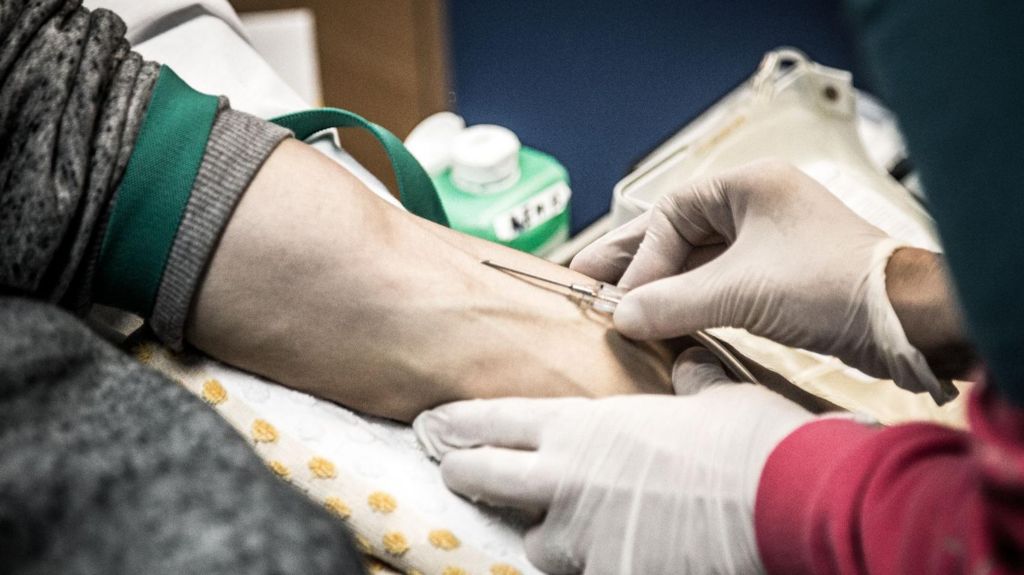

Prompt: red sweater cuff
xmin=755 ymin=386 xmax=1024 ymax=574
xmin=754 ymin=418 xmax=882 ymax=574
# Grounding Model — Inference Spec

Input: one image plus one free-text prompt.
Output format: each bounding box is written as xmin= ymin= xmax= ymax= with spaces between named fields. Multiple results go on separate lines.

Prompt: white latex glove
xmin=572 ymin=160 xmax=954 ymax=403
xmin=414 ymin=348 xmax=815 ymax=575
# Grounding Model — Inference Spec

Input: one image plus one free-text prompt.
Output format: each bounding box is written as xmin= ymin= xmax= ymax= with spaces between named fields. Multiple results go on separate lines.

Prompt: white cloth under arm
xmin=85 ymin=0 xmax=396 ymax=204
xmin=84 ymin=0 xmax=246 ymax=43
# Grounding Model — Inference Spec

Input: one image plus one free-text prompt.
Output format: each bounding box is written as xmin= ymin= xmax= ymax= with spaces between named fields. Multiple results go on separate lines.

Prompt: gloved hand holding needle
xmin=416 ymin=159 xmax=988 ymax=575
xmin=572 ymin=160 xmax=964 ymax=403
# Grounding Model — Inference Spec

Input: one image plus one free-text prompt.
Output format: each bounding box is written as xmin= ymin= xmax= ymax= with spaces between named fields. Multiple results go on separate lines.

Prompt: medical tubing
xmin=270 ymin=108 xmax=450 ymax=227
xmin=93 ymin=72 xmax=449 ymax=319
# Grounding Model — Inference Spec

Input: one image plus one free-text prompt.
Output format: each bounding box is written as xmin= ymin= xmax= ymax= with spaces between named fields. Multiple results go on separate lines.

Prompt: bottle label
xmin=492 ymin=182 xmax=571 ymax=241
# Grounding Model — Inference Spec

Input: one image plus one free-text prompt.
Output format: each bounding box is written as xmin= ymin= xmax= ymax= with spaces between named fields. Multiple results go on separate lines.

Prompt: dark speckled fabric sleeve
xmin=0 ymin=0 xmax=291 ymax=348
xmin=0 ymin=0 xmax=159 ymax=309
xmin=0 ymin=296 xmax=366 ymax=574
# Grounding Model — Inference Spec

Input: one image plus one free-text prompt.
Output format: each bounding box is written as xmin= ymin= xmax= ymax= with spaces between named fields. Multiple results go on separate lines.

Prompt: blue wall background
xmin=448 ymin=0 xmax=864 ymax=233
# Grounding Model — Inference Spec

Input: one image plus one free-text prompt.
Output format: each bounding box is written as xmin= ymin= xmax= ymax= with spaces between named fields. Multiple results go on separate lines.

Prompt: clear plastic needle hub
xmin=482 ymin=260 xmax=624 ymax=314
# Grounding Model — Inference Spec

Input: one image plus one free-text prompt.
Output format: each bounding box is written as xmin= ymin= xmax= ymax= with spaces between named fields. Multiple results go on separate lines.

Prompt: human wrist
xmin=884 ymin=247 xmax=976 ymax=379
xmin=755 ymin=418 xmax=882 ymax=574
xmin=697 ymin=385 xmax=815 ymax=574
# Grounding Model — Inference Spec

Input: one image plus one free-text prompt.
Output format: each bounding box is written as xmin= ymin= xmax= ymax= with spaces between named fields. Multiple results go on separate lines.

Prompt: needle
xmin=482 ymin=259 xmax=626 ymax=314
xmin=482 ymin=260 xmax=578 ymax=291
xmin=482 ymin=260 xmax=760 ymax=385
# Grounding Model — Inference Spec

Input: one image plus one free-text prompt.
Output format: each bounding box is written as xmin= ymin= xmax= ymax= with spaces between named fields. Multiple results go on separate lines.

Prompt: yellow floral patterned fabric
xmin=138 ymin=342 xmax=537 ymax=575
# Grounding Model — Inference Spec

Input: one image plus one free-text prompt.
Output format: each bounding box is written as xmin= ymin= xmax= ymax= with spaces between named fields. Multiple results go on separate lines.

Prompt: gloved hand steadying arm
xmin=414 ymin=348 xmax=814 ymax=575
xmin=572 ymin=160 xmax=958 ymax=403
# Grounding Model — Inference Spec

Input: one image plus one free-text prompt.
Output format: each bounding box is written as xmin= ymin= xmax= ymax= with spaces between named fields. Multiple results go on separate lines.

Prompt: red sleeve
xmin=755 ymin=383 xmax=1024 ymax=574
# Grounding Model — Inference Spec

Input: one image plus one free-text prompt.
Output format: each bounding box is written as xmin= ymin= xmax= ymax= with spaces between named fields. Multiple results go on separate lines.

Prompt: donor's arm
xmin=0 ymin=0 xmax=668 ymax=424
xmin=188 ymin=141 xmax=674 ymax=421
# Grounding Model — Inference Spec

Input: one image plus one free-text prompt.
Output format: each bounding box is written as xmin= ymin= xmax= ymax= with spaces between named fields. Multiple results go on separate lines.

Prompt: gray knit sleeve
xmin=151 ymin=105 xmax=290 ymax=348
xmin=0 ymin=0 xmax=291 ymax=348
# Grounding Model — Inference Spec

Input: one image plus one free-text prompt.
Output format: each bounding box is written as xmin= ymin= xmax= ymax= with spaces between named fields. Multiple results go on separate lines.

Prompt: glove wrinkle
xmin=581 ymin=161 xmax=949 ymax=402
xmin=416 ymin=367 xmax=812 ymax=574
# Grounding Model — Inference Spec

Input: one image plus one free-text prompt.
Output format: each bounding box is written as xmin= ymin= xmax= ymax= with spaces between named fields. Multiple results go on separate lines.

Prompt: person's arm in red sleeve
xmin=756 ymin=243 xmax=1020 ymax=573
xmin=757 ymin=0 xmax=1024 ymax=571
xmin=757 ymin=1 xmax=1024 ymax=568
xmin=841 ymin=0 xmax=1024 ymax=402
xmin=757 ymin=380 xmax=1024 ymax=574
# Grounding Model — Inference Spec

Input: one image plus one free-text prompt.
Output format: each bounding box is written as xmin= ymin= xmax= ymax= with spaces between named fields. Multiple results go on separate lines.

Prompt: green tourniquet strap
xmin=94 ymin=66 xmax=220 ymax=316
xmin=271 ymin=108 xmax=449 ymax=227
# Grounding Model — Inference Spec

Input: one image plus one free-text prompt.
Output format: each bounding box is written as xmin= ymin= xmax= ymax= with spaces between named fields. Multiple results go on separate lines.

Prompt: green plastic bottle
xmin=419 ymin=122 xmax=572 ymax=256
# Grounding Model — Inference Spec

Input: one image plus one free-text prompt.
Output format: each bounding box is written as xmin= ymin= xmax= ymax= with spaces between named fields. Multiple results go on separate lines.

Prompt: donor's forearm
xmin=187 ymin=141 xmax=673 ymax=421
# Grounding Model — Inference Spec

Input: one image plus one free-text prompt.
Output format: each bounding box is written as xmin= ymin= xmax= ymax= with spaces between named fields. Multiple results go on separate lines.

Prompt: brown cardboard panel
xmin=231 ymin=0 xmax=451 ymax=195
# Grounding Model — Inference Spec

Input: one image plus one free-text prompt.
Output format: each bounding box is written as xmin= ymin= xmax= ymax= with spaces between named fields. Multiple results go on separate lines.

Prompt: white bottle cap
xmin=404 ymin=112 xmax=466 ymax=176
xmin=451 ymin=125 xmax=522 ymax=194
